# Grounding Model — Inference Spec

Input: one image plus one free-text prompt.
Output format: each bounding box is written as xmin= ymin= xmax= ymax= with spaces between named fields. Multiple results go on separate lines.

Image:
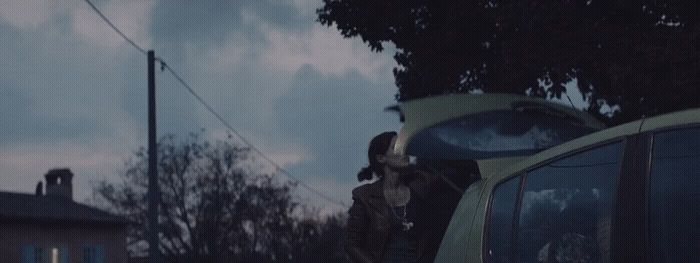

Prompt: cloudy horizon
xmin=0 ymin=0 xmax=402 ymax=214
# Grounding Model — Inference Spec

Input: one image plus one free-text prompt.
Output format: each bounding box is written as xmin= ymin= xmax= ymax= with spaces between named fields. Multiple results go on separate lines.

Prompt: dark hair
xmin=357 ymin=131 xmax=397 ymax=181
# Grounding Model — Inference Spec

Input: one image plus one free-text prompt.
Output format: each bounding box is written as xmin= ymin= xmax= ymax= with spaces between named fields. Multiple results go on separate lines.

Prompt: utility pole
xmin=147 ymin=50 xmax=161 ymax=263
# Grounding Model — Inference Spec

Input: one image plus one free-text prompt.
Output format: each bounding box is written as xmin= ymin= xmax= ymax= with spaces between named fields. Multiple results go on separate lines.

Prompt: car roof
xmin=483 ymin=107 xmax=700 ymax=182
xmin=391 ymin=93 xmax=605 ymax=156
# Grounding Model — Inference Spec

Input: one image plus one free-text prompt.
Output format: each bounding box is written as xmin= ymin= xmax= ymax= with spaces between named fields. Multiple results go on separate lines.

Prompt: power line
xmin=83 ymin=0 xmax=148 ymax=55
xmin=83 ymin=0 xmax=349 ymax=209
xmin=159 ymin=62 xmax=349 ymax=209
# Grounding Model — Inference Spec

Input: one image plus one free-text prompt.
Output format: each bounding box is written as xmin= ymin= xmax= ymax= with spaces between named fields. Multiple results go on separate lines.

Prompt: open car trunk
xmin=391 ymin=93 xmax=605 ymax=178
xmin=387 ymin=93 xmax=605 ymax=261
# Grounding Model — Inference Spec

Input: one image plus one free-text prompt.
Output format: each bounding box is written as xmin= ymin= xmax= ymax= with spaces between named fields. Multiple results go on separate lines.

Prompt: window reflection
xmin=407 ymin=111 xmax=598 ymax=160
xmin=518 ymin=142 xmax=621 ymax=263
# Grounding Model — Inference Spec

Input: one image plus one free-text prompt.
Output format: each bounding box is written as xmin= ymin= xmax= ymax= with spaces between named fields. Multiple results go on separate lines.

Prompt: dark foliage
xmin=289 ymin=215 xmax=348 ymax=262
xmin=94 ymin=132 xmax=347 ymax=262
xmin=318 ymin=0 xmax=700 ymax=125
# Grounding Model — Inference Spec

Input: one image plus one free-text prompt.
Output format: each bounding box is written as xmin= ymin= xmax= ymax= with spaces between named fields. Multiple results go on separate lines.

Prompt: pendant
xmin=402 ymin=221 xmax=414 ymax=231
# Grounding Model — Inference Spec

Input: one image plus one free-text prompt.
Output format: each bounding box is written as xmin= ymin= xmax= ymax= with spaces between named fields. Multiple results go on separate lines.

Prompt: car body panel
xmin=433 ymin=180 xmax=487 ymax=262
xmin=640 ymin=108 xmax=700 ymax=132
xmin=434 ymin=107 xmax=700 ymax=262
xmin=475 ymin=156 xmax=527 ymax=180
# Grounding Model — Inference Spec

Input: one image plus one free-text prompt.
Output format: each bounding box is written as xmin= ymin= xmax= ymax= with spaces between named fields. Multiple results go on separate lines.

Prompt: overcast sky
xmin=0 ymin=0 xmax=403 ymax=213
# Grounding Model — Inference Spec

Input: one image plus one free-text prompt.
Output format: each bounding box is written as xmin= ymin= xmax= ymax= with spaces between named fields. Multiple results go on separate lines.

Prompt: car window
xmin=485 ymin=176 xmax=521 ymax=263
xmin=517 ymin=142 xmax=622 ymax=263
xmin=649 ymin=127 xmax=700 ymax=262
xmin=406 ymin=110 xmax=599 ymax=160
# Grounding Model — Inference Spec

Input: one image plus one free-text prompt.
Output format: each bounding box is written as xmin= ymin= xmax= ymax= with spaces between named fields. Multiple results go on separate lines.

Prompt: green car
xmin=390 ymin=93 xmax=700 ymax=262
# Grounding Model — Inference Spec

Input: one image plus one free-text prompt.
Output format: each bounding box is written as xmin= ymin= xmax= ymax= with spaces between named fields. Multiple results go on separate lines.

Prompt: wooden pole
xmin=147 ymin=50 xmax=161 ymax=263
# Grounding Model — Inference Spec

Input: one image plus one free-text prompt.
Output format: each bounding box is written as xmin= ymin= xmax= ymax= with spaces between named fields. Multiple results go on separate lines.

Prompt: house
xmin=0 ymin=168 xmax=128 ymax=263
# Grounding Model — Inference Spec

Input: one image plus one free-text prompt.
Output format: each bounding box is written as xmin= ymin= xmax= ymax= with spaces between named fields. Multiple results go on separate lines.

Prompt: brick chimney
xmin=45 ymin=168 xmax=73 ymax=200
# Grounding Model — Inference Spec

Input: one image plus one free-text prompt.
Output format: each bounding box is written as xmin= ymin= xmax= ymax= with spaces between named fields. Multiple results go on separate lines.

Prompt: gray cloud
xmin=275 ymin=64 xmax=400 ymax=192
xmin=0 ymin=22 xmax=114 ymax=145
xmin=1 ymin=0 xmax=400 ymax=212
xmin=150 ymin=0 xmax=310 ymax=54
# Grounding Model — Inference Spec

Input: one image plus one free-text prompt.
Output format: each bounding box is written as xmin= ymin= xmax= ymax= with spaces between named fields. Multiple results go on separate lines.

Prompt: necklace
xmin=390 ymin=205 xmax=414 ymax=231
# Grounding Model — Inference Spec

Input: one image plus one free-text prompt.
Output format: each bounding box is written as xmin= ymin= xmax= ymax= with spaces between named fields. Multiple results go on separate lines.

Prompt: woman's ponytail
xmin=357 ymin=131 xmax=397 ymax=182
xmin=357 ymin=166 xmax=374 ymax=181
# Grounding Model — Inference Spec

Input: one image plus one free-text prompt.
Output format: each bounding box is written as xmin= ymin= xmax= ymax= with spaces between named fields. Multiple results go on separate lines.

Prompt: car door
xmin=611 ymin=122 xmax=700 ymax=262
xmin=481 ymin=140 xmax=627 ymax=263
xmin=646 ymin=126 xmax=700 ymax=262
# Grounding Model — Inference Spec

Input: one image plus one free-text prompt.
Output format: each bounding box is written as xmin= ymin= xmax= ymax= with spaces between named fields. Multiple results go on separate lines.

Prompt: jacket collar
xmin=370 ymin=173 xmax=431 ymax=199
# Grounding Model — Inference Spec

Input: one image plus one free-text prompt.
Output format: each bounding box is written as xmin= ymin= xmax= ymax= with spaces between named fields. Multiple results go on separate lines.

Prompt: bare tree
xmin=94 ymin=132 xmax=345 ymax=262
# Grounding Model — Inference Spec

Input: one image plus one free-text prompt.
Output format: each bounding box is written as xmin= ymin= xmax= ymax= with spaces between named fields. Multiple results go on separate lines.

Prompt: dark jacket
xmin=345 ymin=173 xmax=438 ymax=263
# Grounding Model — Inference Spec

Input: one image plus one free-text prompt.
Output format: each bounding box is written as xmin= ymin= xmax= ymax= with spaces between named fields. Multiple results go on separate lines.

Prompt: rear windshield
xmin=406 ymin=110 xmax=598 ymax=159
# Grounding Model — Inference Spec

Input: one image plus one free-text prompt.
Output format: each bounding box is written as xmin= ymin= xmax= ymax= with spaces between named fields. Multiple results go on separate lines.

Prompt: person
xmin=345 ymin=131 xmax=437 ymax=263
